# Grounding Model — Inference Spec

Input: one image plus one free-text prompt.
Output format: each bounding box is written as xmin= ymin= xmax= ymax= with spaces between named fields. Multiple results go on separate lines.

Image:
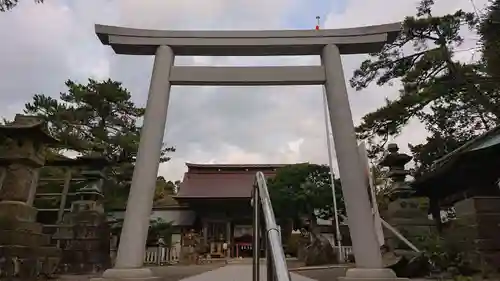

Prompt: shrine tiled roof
xmin=185 ymin=163 xmax=290 ymax=169
xmin=175 ymin=163 xmax=295 ymax=199
xmin=412 ymin=125 xmax=500 ymax=200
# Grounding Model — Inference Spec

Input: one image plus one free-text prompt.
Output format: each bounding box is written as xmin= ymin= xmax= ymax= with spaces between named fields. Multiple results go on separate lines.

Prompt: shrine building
xmin=110 ymin=163 xmax=290 ymax=258
xmin=174 ymin=163 xmax=288 ymax=258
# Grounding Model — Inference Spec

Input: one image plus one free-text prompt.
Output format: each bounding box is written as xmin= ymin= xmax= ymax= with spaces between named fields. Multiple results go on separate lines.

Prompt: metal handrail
xmin=252 ymin=172 xmax=291 ymax=281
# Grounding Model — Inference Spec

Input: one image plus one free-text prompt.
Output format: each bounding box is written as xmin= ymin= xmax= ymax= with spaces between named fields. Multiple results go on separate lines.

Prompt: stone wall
xmin=0 ymin=201 xmax=60 ymax=279
xmin=448 ymin=196 xmax=500 ymax=272
xmin=383 ymin=197 xmax=434 ymax=250
xmin=56 ymin=209 xmax=111 ymax=274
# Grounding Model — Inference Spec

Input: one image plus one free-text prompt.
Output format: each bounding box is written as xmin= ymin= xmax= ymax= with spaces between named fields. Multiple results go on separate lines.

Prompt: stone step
xmin=0 ymin=245 xmax=61 ymax=257
xmin=0 ymin=245 xmax=61 ymax=279
xmin=0 ymin=219 xmax=43 ymax=233
xmin=0 ymin=201 xmax=38 ymax=222
xmin=0 ymin=229 xmax=50 ymax=247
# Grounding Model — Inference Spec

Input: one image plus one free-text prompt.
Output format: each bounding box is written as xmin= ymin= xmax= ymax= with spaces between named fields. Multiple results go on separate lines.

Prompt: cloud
xmin=0 ymin=0 xmax=488 ymax=181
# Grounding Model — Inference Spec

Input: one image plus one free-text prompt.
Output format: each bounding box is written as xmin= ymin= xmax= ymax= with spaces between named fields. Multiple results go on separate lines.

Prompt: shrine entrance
xmin=233 ymin=225 xmax=254 ymax=258
xmin=205 ymin=220 xmax=228 ymax=258
xmin=94 ymin=22 xmax=402 ymax=279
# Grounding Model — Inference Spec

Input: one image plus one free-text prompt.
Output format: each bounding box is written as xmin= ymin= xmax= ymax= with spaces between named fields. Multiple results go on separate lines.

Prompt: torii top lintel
xmin=95 ymin=23 xmax=401 ymax=56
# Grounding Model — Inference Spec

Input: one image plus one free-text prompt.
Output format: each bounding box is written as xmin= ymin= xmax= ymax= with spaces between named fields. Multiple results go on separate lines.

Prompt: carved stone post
xmin=54 ymin=156 xmax=111 ymax=274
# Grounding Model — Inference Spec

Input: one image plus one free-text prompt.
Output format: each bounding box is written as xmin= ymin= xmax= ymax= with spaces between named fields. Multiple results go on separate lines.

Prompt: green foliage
xmin=267 ymin=163 xmax=344 ymax=228
xmin=408 ymin=134 xmax=466 ymax=176
xmin=479 ymin=0 xmax=500 ymax=81
xmin=415 ymin=232 xmax=476 ymax=277
xmin=154 ymin=176 xmax=177 ymax=200
xmin=110 ymin=217 xmax=174 ymax=246
xmin=0 ymin=0 xmax=42 ymax=12
xmin=148 ymin=218 xmax=174 ymax=246
xmin=24 ymin=79 xmax=175 ymax=163
xmin=23 ymin=79 xmax=176 ymax=208
xmin=153 ymin=176 xmax=180 ymax=207
xmin=371 ymin=165 xmax=393 ymax=212
xmin=350 ymin=0 xmax=500 ymax=176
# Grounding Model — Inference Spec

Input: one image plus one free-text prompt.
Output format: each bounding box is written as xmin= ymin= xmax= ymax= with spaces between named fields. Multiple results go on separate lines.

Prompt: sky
xmin=0 ymin=0 xmax=488 ymax=181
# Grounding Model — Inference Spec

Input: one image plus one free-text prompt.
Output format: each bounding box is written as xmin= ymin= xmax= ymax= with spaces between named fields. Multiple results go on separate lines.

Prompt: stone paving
xmin=178 ymin=265 xmax=317 ymax=281
xmin=57 ymin=264 xmax=466 ymax=281
xmin=58 ymin=264 xmax=225 ymax=281
xmin=290 ymin=265 xmax=349 ymax=281
xmin=57 ymin=262 xmax=351 ymax=281
xmin=151 ymin=263 xmax=227 ymax=281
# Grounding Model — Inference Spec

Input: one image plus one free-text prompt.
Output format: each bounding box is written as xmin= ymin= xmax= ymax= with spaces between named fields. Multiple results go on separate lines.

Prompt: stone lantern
xmin=379 ymin=143 xmax=414 ymax=199
xmin=379 ymin=143 xmax=433 ymax=252
xmin=72 ymin=181 xmax=105 ymax=214
xmin=72 ymin=160 xmax=106 ymax=215
xmin=55 ymin=156 xmax=111 ymax=274
xmin=0 ymin=114 xmax=61 ymax=278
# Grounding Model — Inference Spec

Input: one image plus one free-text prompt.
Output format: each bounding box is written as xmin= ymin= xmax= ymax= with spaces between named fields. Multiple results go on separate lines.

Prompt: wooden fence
xmin=337 ymin=246 xmax=353 ymax=262
xmin=143 ymin=246 xmax=179 ymax=265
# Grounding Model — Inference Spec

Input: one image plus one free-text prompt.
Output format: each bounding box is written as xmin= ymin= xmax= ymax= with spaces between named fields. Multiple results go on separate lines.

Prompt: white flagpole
xmin=322 ymin=86 xmax=344 ymax=262
xmin=317 ymin=15 xmax=343 ymax=263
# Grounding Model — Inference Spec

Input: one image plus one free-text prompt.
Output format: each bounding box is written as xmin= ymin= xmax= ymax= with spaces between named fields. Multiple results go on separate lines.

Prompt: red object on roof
xmin=175 ymin=163 xmax=295 ymax=199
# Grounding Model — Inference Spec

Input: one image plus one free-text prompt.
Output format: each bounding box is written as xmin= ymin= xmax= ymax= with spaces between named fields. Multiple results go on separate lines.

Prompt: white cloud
xmin=0 ymin=0 xmax=488 ymax=182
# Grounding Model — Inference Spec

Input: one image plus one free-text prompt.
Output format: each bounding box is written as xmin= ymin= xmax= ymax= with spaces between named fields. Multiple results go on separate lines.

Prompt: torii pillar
xmin=93 ymin=23 xmax=407 ymax=281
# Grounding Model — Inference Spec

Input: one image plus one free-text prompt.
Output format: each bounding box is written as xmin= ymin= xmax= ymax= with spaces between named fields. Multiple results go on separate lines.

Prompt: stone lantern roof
xmin=379 ymin=143 xmax=412 ymax=182
xmin=0 ymin=114 xmax=59 ymax=144
xmin=0 ymin=115 xmax=60 ymax=167
xmin=380 ymin=144 xmax=412 ymax=167
xmin=76 ymin=182 xmax=104 ymax=198
xmin=379 ymin=143 xmax=414 ymax=199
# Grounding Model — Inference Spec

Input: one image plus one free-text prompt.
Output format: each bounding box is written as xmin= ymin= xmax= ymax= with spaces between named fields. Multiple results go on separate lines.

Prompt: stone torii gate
xmin=93 ymin=23 xmax=404 ymax=281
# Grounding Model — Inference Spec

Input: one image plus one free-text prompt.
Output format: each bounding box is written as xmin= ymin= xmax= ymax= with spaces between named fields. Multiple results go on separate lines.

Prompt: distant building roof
xmin=175 ymin=163 xmax=298 ymax=199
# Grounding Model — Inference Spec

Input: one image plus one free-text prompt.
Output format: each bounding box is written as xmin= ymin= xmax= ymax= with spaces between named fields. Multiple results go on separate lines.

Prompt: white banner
xmin=357 ymin=142 xmax=385 ymax=246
